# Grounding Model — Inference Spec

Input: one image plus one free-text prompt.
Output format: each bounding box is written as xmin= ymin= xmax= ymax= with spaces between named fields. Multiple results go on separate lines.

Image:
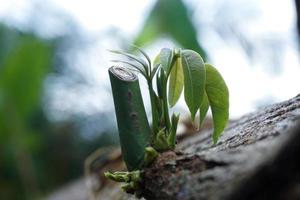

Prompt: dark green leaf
xmin=168 ymin=57 xmax=184 ymax=107
xmin=204 ymin=64 xmax=229 ymax=144
xmin=0 ymin=35 xmax=53 ymax=117
xmin=181 ymin=50 xmax=205 ymax=120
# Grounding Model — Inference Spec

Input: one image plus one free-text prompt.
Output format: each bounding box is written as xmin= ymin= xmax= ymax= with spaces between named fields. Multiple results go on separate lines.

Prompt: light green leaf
xmin=109 ymin=49 xmax=149 ymax=75
xmin=168 ymin=57 xmax=184 ymax=107
xmin=131 ymin=45 xmax=152 ymax=68
xmin=167 ymin=113 xmax=180 ymax=149
xmin=181 ymin=49 xmax=205 ymax=120
xmin=153 ymin=53 xmax=160 ymax=66
xmin=160 ymin=48 xmax=173 ymax=74
xmin=205 ymin=63 xmax=229 ymax=144
xmin=199 ymin=91 xmax=209 ymax=127
xmin=151 ymin=53 xmax=160 ymax=79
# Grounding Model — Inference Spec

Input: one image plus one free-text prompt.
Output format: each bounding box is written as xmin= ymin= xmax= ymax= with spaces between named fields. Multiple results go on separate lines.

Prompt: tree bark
xmin=46 ymin=94 xmax=300 ymax=200
xmin=141 ymin=94 xmax=300 ymax=200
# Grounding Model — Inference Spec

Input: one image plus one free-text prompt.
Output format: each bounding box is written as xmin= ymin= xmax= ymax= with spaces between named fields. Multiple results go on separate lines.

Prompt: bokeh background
xmin=0 ymin=0 xmax=299 ymax=199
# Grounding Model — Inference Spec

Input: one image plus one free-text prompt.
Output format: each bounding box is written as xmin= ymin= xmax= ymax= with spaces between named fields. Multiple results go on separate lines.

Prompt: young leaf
xmin=199 ymin=91 xmax=209 ymax=127
xmin=111 ymin=60 xmax=147 ymax=78
xmin=131 ymin=45 xmax=152 ymax=70
xmin=168 ymin=57 xmax=184 ymax=107
xmin=204 ymin=64 xmax=229 ymax=144
xmin=160 ymin=48 xmax=174 ymax=74
xmin=151 ymin=53 xmax=161 ymax=79
xmin=168 ymin=113 xmax=180 ymax=149
xmin=109 ymin=50 xmax=149 ymax=76
xmin=181 ymin=49 xmax=205 ymax=120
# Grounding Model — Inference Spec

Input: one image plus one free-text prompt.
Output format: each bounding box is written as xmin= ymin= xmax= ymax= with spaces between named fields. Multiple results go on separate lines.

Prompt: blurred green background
xmin=0 ymin=0 xmax=299 ymax=199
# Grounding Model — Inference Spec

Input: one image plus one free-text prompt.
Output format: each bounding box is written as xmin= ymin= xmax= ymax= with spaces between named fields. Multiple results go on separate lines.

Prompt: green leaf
xmin=133 ymin=0 xmax=207 ymax=60
xmin=153 ymin=53 xmax=160 ymax=66
xmin=111 ymin=60 xmax=147 ymax=78
xmin=181 ymin=49 xmax=205 ymax=120
xmin=199 ymin=91 xmax=209 ymax=127
xmin=0 ymin=34 xmax=53 ymax=118
xmin=131 ymin=45 xmax=152 ymax=69
xmin=109 ymin=50 xmax=149 ymax=76
xmin=167 ymin=113 xmax=180 ymax=149
xmin=204 ymin=64 xmax=229 ymax=144
xmin=151 ymin=53 xmax=160 ymax=79
xmin=168 ymin=57 xmax=184 ymax=107
xmin=160 ymin=48 xmax=173 ymax=74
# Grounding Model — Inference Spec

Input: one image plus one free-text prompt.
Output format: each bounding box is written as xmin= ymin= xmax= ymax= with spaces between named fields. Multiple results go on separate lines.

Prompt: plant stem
xmin=162 ymin=74 xmax=171 ymax=131
xmin=109 ymin=66 xmax=151 ymax=171
xmin=148 ymin=80 xmax=159 ymax=135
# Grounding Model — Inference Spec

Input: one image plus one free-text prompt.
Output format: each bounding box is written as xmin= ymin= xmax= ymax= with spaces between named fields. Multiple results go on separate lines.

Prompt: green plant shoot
xmin=105 ymin=46 xmax=229 ymax=194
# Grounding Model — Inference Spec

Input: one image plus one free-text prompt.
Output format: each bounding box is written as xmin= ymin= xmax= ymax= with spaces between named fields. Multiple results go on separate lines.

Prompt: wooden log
xmin=141 ymin=94 xmax=300 ymax=200
xmin=46 ymin=94 xmax=300 ymax=200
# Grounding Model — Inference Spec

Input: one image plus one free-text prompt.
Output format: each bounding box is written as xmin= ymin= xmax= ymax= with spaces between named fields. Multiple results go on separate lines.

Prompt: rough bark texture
xmin=46 ymin=94 xmax=300 ymax=200
xmin=141 ymin=94 xmax=300 ymax=200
